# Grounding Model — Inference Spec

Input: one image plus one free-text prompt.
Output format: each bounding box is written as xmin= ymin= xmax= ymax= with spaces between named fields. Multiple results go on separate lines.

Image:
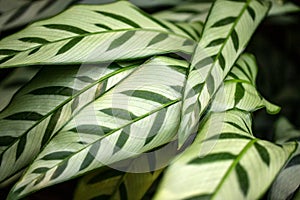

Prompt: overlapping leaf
xmin=0 ymin=1 xmax=200 ymax=68
xmin=177 ymin=0 xmax=271 ymax=147
xmin=153 ymin=2 xmax=212 ymax=23
xmin=6 ymin=56 xmax=189 ymax=199
xmin=269 ymin=117 xmax=300 ymax=200
xmin=74 ymin=165 xmax=162 ymax=200
xmin=0 ymin=0 xmax=75 ymax=31
xmin=0 ymin=60 xmax=142 ymax=187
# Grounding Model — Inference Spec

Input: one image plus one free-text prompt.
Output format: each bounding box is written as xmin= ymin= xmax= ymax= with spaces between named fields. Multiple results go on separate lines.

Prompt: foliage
xmin=0 ymin=0 xmax=299 ymax=199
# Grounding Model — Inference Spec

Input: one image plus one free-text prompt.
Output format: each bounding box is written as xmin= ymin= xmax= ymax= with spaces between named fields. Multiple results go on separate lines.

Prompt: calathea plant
xmin=0 ymin=0 xmax=299 ymax=199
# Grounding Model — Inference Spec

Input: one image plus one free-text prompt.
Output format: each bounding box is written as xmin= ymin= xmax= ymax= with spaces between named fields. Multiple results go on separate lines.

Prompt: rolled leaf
xmin=178 ymin=0 xmax=271 ymax=147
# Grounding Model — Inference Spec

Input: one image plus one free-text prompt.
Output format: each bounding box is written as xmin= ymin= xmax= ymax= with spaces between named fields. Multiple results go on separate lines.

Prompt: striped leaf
xmin=177 ymin=0 xmax=271 ymax=147
xmin=0 ymin=60 xmax=141 ymax=187
xmin=211 ymin=53 xmax=280 ymax=113
xmin=153 ymin=2 xmax=212 ymax=23
xmin=0 ymin=0 xmax=75 ymax=31
xmin=269 ymin=118 xmax=300 ymax=200
xmin=74 ymin=166 xmax=162 ymax=200
xmin=154 ymin=110 xmax=297 ymax=200
xmin=0 ymin=1 xmax=200 ymax=68
xmin=6 ymin=56 xmax=189 ymax=199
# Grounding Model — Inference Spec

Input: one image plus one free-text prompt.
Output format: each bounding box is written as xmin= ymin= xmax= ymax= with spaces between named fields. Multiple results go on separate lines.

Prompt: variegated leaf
xmin=154 ymin=110 xmax=297 ymax=200
xmin=74 ymin=166 xmax=162 ymax=200
xmin=0 ymin=60 xmax=142 ymax=187
xmin=6 ymin=56 xmax=188 ymax=199
xmin=153 ymin=2 xmax=212 ymax=23
xmin=0 ymin=1 xmax=200 ymax=68
xmin=269 ymin=117 xmax=300 ymax=200
xmin=178 ymin=0 xmax=271 ymax=147
xmin=0 ymin=0 xmax=75 ymax=31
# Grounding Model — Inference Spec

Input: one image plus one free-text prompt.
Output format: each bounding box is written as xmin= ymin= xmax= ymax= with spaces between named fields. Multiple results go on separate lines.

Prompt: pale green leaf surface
xmin=269 ymin=1 xmax=300 ymax=16
xmin=6 ymin=56 xmax=188 ymax=199
xmin=0 ymin=1 xmax=201 ymax=68
xmin=154 ymin=110 xmax=297 ymax=200
xmin=178 ymin=0 xmax=271 ymax=146
xmin=0 ymin=61 xmax=140 ymax=186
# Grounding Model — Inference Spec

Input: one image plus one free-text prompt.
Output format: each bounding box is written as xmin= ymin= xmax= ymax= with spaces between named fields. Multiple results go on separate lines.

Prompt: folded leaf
xmin=178 ymin=0 xmax=271 ymax=147
xmin=0 ymin=60 xmax=141 ymax=186
xmin=6 ymin=56 xmax=188 ymax=199
xmin=154 ymin=110 xmax=297 ymax=200
xmin=0 ymin=1 xmax=200 ymax=68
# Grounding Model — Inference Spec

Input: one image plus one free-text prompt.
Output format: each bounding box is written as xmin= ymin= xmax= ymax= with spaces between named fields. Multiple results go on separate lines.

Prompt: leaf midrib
xmin=211 ymin=138 xmax=258 ymax=199
xmin=1 ymin=28 xmax=193 ymax=57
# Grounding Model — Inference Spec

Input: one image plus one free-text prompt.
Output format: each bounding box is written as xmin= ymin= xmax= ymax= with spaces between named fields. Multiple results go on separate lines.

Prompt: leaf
xmin=0 ymin=0 xmax=75 ymax=31
xmin=268 ymin=1 xmax=300 ymax=16
xmin=153 ymin=2 xmax=212 ymax=23
xmin=177 ymin=0 xmax=271 ymax=147
xmin=154 ymin=110 xmax=297 ymax=200
xmin=0 ymin=1 xmax=201 ymax=68
xmin=0 ymin=61 xmax=140 ymax=186
xmin=268 ymin=118 xmax=300 ymax=200
xmin=6 ymin=56 xmax=189 ymax=199
xmin=74 ymin=166 xmax=162 ymax=200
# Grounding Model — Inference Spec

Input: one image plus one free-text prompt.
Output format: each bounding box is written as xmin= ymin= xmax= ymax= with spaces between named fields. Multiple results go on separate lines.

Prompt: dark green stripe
xmin=184 ymin=100 xmax=200 ymax=115
xmin=183 ymin=39 xmax=195 ymax=46
xmin=4 ymin=112 xmax=43 ymax=121
xmin=88 ymin=170 xmax=124 ymax=184
xmin=234 ymin=83 xmax=245 ymax=106
xmin=211 ymin=17 xmax=236 ymax=27
xmin=5 ymin=4 xmax=30 ymax=25
xmin=206 ymin=132 xmax=252 ymax=141
xmin=16 ymin=135 xmax=26 ymax=158
xmin=100 ymin=108 xmax=138 ymax=121
xmin=206 ymin=73 xmax=214 ymax=95
xmin=247 ymin=7 xmax=256 ymax=20
xmin=29 ymin=86 xmax=76 ymax=96
xmin=32 ymin=167 xmax=50 ymax=174
xmin=235 ymin=63 xmax=252 ymax=82
xmin=95 ymin=23 xmax=112 ymax=30
xmin=173 ymin=23 xmax=197 ymax=41
xmin=19 ymin=37 xmax=49 ymax=44
xmin=28 ymin=47 xmax=41 ymax=55
xmin=56 ymin=36 xmax=84 ymax=55
xmin=206 ymin=38 xmax=225 ymax=47
xmin=225 ymin=121 xmax=248 ymax=133
xmin=119 ymin=182 xmax=128 ymax=200
xmin=194 ymin=56 xmax=214 ymax=69
xmin=0 ymin=136 xmax=17 ymax=146
xmin=147 ymin=33 xmax=168 ymax=47
xmin=122 ymin=90 xmax=173 ymax=104
xmin=144 ymin=110 xmax=166 ymax=145
xmin=69 ymin=125 xmax=112 ymax=135
xmin=0 ymin=55 xmax=14 ymax=64
xmin=236 ymin=163 xmax=249 ymax=196
xmin=0 ymin=49 xmax=21 ymax=55
xmin=186 ymin=83 xmax=204 ymax=99
xmin=33 ymin=174 xmax=45 ymax=186
xmin=188 ymin=153 xmax=236 ymax=164
xmin=231 ymin=29 xmax=239 ymax=52
xmin=218 ymin=53 xmax=225 ymax=70
xmin=107 ymin=31 xmax=135 ymax=51
xmin=254 ymin=142 xmax=270 ymax=166
xmin=95 ymin=11 xmax=140 ymax=28
xmin=113 ymin=126 xmax=130 ymax=154
xmin=51 ymin=159 xmax=69 ymax=180
xmin=80 ymin=141 xmax=100 ymax=171
xmin=76 ymin=76 xmax=96 ymax=83
xmin=41 ymin=109 xmax=62 ymax=147
xmin=43 ymin=24 xmax=89 ymax=34
xmin=37 ymin=0 xmax=56 ymax=14
xmin=41 ymin=151 xmax=73 ymax=160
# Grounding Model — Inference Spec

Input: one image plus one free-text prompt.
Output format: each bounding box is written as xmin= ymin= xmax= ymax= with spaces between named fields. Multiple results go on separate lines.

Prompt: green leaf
xmin=178 ymin=0 xmax=271 ymax=147
xmin=0 ymin=0 xmax=75 ymax=31
xmin=0 ymin=61 xmax=139 ymax=186
xmin=74 ymin=166 xmax=163 ymax=200
xmin=6 ymin=56 xmax=188 ymax=199
xmin=154 ymin=110 xmax=297 ymax=200
xmin=0 ymin=1 xmax=202 ymax=68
